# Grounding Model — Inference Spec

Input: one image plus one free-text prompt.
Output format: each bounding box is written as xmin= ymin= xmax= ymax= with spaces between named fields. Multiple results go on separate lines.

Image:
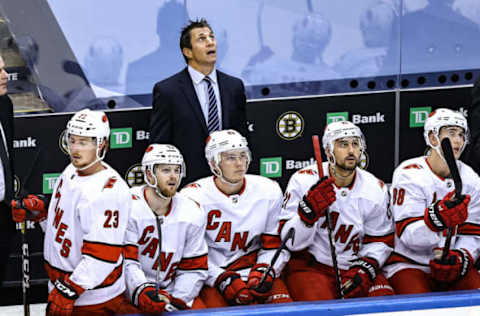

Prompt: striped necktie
xmin=204 ymin=76 xmax=220 ymax=133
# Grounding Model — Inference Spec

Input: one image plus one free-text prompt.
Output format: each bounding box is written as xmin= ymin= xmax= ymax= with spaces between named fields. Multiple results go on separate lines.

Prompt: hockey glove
xmin=424 ymin=191 xmax=469 ymax=232
xmin=247 ymin=263 xmax=275 ymax=299
xmin=134 ymin=282 xmax=172 ymax=314
xmin=165 ymin=297 xmax=190 ymax=311
xmin=341 ymin=257 xmax=378 ymax=298
xmin=46 ymin=276 xmax=85 ymax=316
xmin=298 ymin=176 xmax=336 ymax=226
xmin=430 ymin=248 xmax=473 ymax=283
xmin=215 ymin=271 xmax=253 ymax=305
xmin=11 ymin=194 xmax=48 ymax=223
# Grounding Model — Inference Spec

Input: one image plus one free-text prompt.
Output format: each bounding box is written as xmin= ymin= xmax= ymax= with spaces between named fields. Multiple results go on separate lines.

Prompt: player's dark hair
xmin=180 ymin=18 xmax=212 ymax=64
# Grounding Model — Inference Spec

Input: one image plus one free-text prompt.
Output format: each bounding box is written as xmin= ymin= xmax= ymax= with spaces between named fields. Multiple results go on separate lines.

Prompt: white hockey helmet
xmin=423 ymin=108 xmax=469 ymax=156
xmin=65 ymin=109 xmax=110 ymax=169
xmin=142 ymin=144 xmax=186 ymax=179
xmin=141 ymin=144 xmax=185 ymax=197
xmin=66 ymin=109 xmax=110 ymax=146
xmin=205 ymin=129 xmax=251 ymax=176
xmin=322 ymin=120 xmax=366 ymax=154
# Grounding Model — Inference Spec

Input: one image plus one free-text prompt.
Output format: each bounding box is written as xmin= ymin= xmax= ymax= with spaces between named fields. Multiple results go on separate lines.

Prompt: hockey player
xmin=384 ymin=108 xmax=480 ymax=293
xmin=280 ymin=121 xmax=394 ymax=300
xmin=180 ymin=129 xmax=292 ymax=307
xmin=124 ymin=144 xmax=208 ymax=313
xmin=43 ymin=109 xmax=137 ymax=315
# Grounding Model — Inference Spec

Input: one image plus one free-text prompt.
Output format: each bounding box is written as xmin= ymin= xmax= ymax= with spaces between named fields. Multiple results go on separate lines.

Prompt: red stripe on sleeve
xmin=82 ymin=241 xmax=123 ymax=263
xmin=395 ymin=216 xmax=423 ymax=238
xmin=178 ymin=254 xmax=208 ymax=270
xmin=458 ymin=222 xmax=480 ymax=236
xmin=261 ymin=234 xmax=282 ymax=250
xmin=123 ymin=244 xmax=139 ymax=261
xmin=363 ymin=233 xmax=394 ymax=248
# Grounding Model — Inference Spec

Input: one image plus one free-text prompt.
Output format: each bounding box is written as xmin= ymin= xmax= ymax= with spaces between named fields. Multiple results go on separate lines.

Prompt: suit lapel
xmin=217 ymin=70 xmax=230 ymax=128
xmin=178 ymin=68 xmax=208 ymax=134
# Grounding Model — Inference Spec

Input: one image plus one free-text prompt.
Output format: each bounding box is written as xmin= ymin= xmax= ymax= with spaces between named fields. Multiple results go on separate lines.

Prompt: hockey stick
xmin=12 ymin=147 xmax=41 ymax=316
xmin=440 ymin=138 xmax=462 ymax=262
xmin=155 ymin=215 xmax=164 ymax=299
xmin=312 ymin=135 xmax=344 ymax=299
xmin=256 ymin=227 xmax=295 ymax=290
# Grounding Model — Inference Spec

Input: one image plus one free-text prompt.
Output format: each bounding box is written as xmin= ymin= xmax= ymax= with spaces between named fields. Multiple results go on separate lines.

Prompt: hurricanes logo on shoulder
xmin=125 ymin=163 xmax=145 ymax=187
xmin=58 ymin=130 xmax=69 ymax=155
xmin=276 ymin=111 xmax=304 ymax=140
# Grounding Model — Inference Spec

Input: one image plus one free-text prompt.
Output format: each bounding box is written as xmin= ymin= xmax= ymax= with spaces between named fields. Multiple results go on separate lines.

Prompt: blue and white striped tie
xmin=204 ymin=76 xmax=220 ymax=133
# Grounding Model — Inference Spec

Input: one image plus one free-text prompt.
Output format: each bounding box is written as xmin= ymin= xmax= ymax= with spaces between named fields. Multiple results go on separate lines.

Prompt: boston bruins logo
xmin=125 ymin=163 xmax=145 ymax=187
xmin=58 ymin=130 xmax=69 ymax=155
xmin=13 ymin=175 xmax=20 ymax=198
xmin=359 ymin=152 xmax=369 ymax=170
xmin=276 ymin=111 xmax=304 ymax=141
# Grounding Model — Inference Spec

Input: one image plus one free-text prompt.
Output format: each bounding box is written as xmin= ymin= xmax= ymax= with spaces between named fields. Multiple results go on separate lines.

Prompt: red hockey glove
xmin=341 ymin=258 xmax=378 ymax=298
xmin=424 ymin=191 xmax=469 ymax=232
xmin=298 ymin=176 xmax=336 ymax=225
xmin=215 ymin=271 xmax=253 ymax=305
xmin=430 ymin=248 xmax=473 ymax=283
xmin=11 ymin=194 xmax=48 ymax=223
xmin=165 ymin=297 xmax=190 ymax=311
xmin=134 ymin=282 xmax=172 ymax=314
xmin=247 ymin=263 xmax=275 ymax=299
xmin=46 ymin=276 xmax=85 ymax=316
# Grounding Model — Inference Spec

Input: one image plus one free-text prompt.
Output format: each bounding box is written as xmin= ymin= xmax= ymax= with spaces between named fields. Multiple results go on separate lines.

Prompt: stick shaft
xmin=312 ymin=135 xmax=343 ymax=299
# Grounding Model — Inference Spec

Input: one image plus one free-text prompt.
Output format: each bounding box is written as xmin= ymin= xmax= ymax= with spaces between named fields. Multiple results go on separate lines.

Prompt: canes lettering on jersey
xmin=207 ymin=210 xmax=251 ymax=252
xmin=181 ymin=175 xmax=289 ymax=287
xmin=124 ymin=185 xmax=208 ymax=305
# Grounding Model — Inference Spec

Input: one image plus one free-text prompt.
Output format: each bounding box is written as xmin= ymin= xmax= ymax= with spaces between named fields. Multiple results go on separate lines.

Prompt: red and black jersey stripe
xmin=261 ymin=233 xmax=282 ymax=250
xmin=82 ymin=240 xmax=123 ymax=263
xmin=363 ymin=233 xmax=394 ymax=248
xmin=44 ymin=260 xmax=123 ymax=289
xmin=223 ymin=250 xmax=259 ymax=272
xmin=384 ymin=251 xmax=428 ymax=267
xmin=178 ymin=254 xmax=208 ymax=271
xmin=458 ymin=222 xmax=480 ymax=236
xmin=123 ymin=244 xmax=139 ymax=261
xmin=395 ymin=216 xmax=423 ymax=238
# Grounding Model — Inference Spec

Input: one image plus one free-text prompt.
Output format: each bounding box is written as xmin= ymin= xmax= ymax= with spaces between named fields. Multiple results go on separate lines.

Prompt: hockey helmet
xmin=205 ymin=129 xmax=251 ymax=175
xmin=322 ymin=120 xmax=366 ymax=154
xmin=424 ymin=108 xmax=469 ymax=155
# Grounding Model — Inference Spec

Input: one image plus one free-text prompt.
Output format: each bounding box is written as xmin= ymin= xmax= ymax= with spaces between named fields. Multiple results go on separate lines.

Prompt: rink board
xmin=3 ymin=290 xmax=480 ymax=316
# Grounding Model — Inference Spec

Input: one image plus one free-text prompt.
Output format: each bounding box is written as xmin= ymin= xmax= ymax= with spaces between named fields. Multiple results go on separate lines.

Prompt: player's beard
xmin=336 ymin=155 xmax=359 ymax=172
xmin=158 ymin=184 xmax=177 ymax=198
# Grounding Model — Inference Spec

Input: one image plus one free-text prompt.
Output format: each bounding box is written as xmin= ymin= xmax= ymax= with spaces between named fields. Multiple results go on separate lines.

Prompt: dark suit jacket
xmin=0 ymin=94 xmax=15 ymax=284
xmin=150 ymin=67 xmax=247 ymax=185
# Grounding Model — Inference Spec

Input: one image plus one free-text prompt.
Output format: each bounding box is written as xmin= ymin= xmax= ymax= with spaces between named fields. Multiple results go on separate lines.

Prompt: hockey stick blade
xmin=256 ymin=227 xmax=295 ymax=291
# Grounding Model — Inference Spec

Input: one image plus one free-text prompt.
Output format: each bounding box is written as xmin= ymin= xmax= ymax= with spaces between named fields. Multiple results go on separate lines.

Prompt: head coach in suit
xmin=0 ymin=54 xmax=16 ymax=289
xmin=149 ymin=18 xmax=248 ymax=186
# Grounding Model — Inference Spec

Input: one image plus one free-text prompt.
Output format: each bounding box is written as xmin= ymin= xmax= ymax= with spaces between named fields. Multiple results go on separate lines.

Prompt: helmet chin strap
xmin=69 ymin=140 xmax=106 ymax=172
xmin=212 ymin=165 xmax=242 ymax=186
xmin=144 ymin=167 xmax=178 ymax=200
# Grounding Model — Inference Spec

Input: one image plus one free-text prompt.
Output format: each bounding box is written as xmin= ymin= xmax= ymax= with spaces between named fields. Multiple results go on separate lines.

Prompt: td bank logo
xmin=410 ymin=107 xmax=431 ymax=128
xmin=110 ymin=128 xmax=132 ymax=149
xmin=260 ymin=157 xmax=282 ymax=178
xmin=326 ymin=112 xmax=348 ymax=124
xmin=43 ymin=173 xmax=60 ymax=194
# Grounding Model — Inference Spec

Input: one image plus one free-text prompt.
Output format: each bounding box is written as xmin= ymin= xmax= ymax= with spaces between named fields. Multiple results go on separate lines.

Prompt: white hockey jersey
xmin=180 ymin=175 xmax=289 ymax=287
xmin=43 ymin=163 xmax=131 ymax=306
xmin=280 ymin=162 xmax=393 ymax=270
xmin=383 ymin=156 xmax=480 ymax=278
xmin=124 ymin=185 xmax=208 ymax=306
